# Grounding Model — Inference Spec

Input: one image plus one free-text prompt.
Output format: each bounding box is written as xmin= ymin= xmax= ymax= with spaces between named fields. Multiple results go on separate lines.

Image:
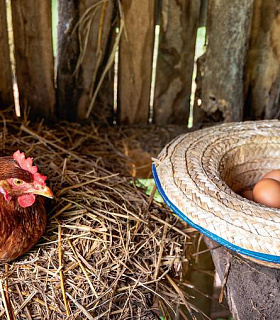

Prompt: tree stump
xmin=204 ymin=237 xmax=280 ymax=320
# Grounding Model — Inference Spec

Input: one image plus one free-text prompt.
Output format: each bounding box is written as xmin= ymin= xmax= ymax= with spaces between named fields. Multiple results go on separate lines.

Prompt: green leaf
xmin=134 ymin=179 xmax=164 ymax=203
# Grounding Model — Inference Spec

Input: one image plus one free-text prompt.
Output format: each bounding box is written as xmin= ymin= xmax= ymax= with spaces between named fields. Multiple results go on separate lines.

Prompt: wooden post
xmin=57 ymin=0 xmax=114 ymax=122
xmin=118 ymin=0 xmax=155 ymax=124
xmin=194 ymin=0 xmax=254 ymax=125
xmin=11 ymin=0 xmax=55 ymax=120
xmin=244 ymin=0 xmax=280 ymax=120
xmin=0 ymin=0 xmax=13 ymax=109
xmin=154 ymin=0 xmax=201 ymax=125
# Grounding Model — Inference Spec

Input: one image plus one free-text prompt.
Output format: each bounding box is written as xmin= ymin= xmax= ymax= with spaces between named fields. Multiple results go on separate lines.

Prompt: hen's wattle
xmin=0 ymin=151 xmax=53 ymax=262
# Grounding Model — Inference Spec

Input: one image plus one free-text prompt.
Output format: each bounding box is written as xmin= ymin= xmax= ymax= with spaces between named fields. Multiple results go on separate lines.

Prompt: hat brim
xmin=153 ymin=120 xmax=280 ymax=266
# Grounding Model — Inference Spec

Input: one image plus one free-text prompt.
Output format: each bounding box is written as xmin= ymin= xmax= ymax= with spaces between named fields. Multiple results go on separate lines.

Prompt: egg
xmin=240 ymin=189 xmax=253 ymax=200
xmin=262 ymin=169 xmax=280 ymax=182
xmin=252 ymin=178 xmax=280 ymax=208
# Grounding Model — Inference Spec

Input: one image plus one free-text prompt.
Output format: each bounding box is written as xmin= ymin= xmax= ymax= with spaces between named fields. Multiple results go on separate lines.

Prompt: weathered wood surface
xmin=77 ymin=0 xmax=114 ymax=120
xmin=118 ymin=0 xmax=155 ymax=124
xmin=11 ymin=0 xmax=55 ymax=120
xmin=244 ymin=0 xmax=280 ymax=120
xmin=154 ymin=0 xmax=201 ymax=125
xmin=57 ymin=0 xmax=114 ymax=121
xmin=0 ymin=0 xmax=13 ymax=108
xmin=204 ymin=236 xmax=280 ymax=320
xmin=56 ymin=0 xmax=80 ymax=121
xmin=194 ymin=0 xmax=254 ymax=125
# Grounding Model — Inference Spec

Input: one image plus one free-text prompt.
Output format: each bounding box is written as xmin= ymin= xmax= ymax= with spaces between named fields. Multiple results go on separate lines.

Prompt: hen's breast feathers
xmin=0 ymin=192 xmax=47 ymax=262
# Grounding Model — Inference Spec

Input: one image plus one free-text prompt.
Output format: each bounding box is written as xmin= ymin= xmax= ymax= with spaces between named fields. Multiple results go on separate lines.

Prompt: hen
xmin=0 ymin=150 xmax=53 ymax=262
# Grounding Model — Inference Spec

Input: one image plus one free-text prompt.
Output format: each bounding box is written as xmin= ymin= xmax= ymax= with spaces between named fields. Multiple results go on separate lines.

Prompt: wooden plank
xmin=118 ymin=0 xmax=155 ymax=124
xmin=56 ymin=0 xmax=80 ymax=121
xmin=92 ymin=66 xmax=115 ymax=125
xmin=154 ymin=0 xmax=201 ymax=125
xmin=0 ymin=0 xmax=13 ymax=108
xmin=57 ymin=0 xmax=114 ymax=121
xmin=78 ymin=0 xmax=114 ymax=121
xmin=11 ymin=0 xmax=55 ymax=120
xmin=244 ymin=0 xmax=280 ymax=120
xmin=194 ymin=0 xmax=254 ymax=125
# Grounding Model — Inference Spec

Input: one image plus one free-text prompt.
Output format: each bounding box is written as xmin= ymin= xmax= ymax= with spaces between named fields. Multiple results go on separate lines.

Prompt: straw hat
xmin=153 ymin=120 xmax=280 ymax=266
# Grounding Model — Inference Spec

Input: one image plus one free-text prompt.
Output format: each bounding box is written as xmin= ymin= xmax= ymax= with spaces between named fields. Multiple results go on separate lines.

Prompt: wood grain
xmin=154 ymin=0 xmax=201 ymax=125
xmin=11 ymin=0 xmax=55 ymax=120
xmin=0 ymin=0 xmax=13 ymax=109
xmin=57 ymin=0 xmax=114 ymax=121
xmin=194 ymin=0 xmax=254 ymax=125
xmin=205 ymin=236 xmax=280 ymax=320
xmin=244 ymin=0 xmax=280 ymax=120
xmin=118 ymin=0 xmax=155 ymax=124
xmin=56 ymin=0 xmax=80 ymax=121
xmin=77 ymin=0 xmax=114 ymax=120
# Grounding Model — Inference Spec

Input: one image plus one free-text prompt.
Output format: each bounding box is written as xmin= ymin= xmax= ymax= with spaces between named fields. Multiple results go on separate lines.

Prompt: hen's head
xmin=0 ymin=150 xmax=53 ymax=208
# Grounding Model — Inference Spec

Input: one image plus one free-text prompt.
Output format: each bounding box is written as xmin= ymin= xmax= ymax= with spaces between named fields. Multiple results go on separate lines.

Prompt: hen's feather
xmin=0 ymin=196 xmax=46 ymax=262
xmin=0 ymin=157 xmax=32 ymax=182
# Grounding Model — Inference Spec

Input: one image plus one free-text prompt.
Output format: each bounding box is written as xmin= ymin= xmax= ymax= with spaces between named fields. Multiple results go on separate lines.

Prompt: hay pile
xmin=0 ymin=109 xmax=203 ymax=319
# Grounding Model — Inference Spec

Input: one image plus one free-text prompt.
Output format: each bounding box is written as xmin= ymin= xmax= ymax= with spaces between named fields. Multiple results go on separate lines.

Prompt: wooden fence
xmin=0 ymin=0 xmax=280 ymax=126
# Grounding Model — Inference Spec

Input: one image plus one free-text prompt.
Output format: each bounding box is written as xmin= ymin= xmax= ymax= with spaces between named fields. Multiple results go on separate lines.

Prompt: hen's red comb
xmin=13 ymin=150 xmax=47 ymax=186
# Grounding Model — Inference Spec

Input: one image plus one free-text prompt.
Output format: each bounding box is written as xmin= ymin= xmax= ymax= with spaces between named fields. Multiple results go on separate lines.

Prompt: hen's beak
xmin=32 ymin=185 xmax=54 ymax=199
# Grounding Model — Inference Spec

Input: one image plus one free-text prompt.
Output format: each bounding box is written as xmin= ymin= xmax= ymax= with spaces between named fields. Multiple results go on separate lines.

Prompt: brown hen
xmin=0 ymin=151 xmax=53 ymax=262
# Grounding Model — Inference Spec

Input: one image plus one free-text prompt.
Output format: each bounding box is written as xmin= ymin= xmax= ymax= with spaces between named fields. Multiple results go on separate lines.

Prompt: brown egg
xmin=262 ymin=169 xmax=280 ymax=183
xmin=240 ymin=189 xmax=253 ymax=200
xmin=253 ymin=178 xmax=280 ymax=208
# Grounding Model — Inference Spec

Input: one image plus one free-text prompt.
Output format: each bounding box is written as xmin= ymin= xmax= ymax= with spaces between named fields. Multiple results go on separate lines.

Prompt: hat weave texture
xmin=153 ymin=120 xmax=280 ymax=265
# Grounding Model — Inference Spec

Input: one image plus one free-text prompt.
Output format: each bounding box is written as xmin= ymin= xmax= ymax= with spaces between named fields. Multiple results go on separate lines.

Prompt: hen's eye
xmin=13 ymin=179 xmax=24 ymax=186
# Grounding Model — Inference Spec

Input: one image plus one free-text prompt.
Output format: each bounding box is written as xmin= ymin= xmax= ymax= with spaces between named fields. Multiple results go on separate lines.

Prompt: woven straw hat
xmin=153 ymin=120 xmax=280 ymax=266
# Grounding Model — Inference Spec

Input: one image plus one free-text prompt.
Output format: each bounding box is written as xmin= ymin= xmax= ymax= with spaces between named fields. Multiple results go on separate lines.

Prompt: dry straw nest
xmin=0 ymin=109 xmax=207 ymax=320
xmin=153 ymin=120 xmax=280 ymax=267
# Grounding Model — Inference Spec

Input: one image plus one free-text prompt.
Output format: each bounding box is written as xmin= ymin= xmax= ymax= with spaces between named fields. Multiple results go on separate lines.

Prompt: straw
xmin=0 ymin=107 xmax=203 ymax=319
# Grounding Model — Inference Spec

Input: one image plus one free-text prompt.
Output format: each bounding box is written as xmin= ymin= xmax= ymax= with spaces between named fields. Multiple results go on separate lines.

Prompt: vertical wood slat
xmin=154 ymin=0 xmax=201 ymax=125
xmin=194 ymin=0 xmax=254 ymax=125
xmin=244 ymin=0 xmax=280 ymax=120
xmin=0 ymin=0 xmax=13 ymax=108
xmin=56 ymin=0 xmax=80 ymax=121
xmin=11 ymin=0 xmax=55 ymax=120
xmin=57 ymin=0 xmax=114 ymax=121
xmin=77 ymin=0 xmax=114 ymax=120
xmin=118 ymin=0 xmax=155 ymax=125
